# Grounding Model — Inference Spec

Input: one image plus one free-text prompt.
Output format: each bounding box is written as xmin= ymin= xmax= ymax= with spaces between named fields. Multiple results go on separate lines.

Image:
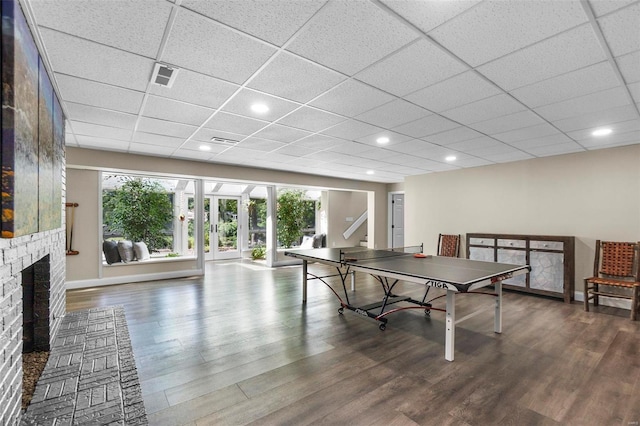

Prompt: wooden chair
xmin=584 ymin=240 xmax=640 ymax=320
xmin=438 ymin=234 xmax=460 ymax=257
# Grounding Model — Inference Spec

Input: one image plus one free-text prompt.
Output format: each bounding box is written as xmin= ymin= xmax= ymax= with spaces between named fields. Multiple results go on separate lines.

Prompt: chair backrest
xmin=438 ymin=234 xmax=460 ymax=257
xmin=594 ymin=240 xmax=640 ymax=280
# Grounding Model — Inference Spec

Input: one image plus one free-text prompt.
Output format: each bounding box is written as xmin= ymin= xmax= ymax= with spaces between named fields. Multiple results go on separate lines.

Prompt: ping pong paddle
xmin=413 ymin=253 xmax=430 ymax=258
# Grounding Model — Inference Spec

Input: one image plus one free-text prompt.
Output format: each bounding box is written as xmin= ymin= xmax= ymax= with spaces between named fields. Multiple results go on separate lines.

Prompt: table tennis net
xmin=339 ymin=244 xmax=423 ymax=263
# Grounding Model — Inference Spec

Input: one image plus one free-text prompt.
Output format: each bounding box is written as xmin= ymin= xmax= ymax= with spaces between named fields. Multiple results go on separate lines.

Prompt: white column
xmin=265 ymin=186 xmax=277 ymax=268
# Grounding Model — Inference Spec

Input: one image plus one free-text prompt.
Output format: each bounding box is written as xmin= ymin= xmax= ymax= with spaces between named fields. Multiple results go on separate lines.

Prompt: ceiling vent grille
xmin=151 ymin=63 xmax=179 ymax=88
xmin=210 ymin=137 xmax=239 ymax=146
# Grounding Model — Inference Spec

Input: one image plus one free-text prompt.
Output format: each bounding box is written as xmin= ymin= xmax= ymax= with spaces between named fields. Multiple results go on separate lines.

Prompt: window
xmin=102 ymin=173 xmax=195 ymax=259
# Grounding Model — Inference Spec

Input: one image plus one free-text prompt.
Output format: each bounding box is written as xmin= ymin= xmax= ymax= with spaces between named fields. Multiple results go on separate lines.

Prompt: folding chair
xmin=584 ymin=240 xmax=640 ymax=320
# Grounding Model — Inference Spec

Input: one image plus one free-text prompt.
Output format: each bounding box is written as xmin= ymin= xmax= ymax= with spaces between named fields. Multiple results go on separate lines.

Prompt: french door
xmin=204 ymin=196 xmax=241 ymax=260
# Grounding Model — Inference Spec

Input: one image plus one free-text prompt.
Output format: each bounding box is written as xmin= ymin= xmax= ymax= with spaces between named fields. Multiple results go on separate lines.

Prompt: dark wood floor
xmin=66 ymin=260 xmax=640 ymax=426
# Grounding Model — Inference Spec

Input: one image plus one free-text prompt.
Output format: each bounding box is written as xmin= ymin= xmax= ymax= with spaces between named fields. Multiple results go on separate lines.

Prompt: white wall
xmin=326 ymin=190 xmax=368 ymax=247
xmin=405 ymin=144 xmax=640 ymax=296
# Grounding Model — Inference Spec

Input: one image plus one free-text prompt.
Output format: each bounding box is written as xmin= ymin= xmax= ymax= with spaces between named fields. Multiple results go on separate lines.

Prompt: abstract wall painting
xmin=2 ymin=0 xmax=64 ymax=238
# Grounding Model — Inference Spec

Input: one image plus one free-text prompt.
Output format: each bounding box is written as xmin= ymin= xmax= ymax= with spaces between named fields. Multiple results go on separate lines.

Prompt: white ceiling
xmin=25 ymin=0 xmax=640 ymax=183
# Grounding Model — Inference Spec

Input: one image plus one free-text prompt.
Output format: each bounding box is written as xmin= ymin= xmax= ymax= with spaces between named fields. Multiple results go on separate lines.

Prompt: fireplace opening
xmin=21 ymin=255 xmax=51 ymax=353
xmin=22 ymin=264 xmax=36 ymax=352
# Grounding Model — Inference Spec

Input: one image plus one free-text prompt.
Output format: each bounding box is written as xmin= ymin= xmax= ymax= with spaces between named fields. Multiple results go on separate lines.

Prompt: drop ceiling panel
xmin=69 ymin=121 xmax=132 ymax=142
xmin=441 ymin=94 xmax=527 ymax=125
xmin=321 ymin=119 xmax=382 ymax=141
xmin=271 ymin=144 xmax=317 ymax=158
xmin=133 ymin=132 xmax=185 ymax=148
xmin=447 ymin=136 xmax=503 ymax=152
xmin=404 ymin=71 xmax=501 ymax=112
xmin=597 ymin=3 xmax=640 ymax=57
xmin=172 ymin=149 xmax=218 ymax=161
xmin=534 ymin=87 xmax=631 ymax=122
xmin=65 ymin=102 xmax=138 ymax=130
xmin=507 ymin=133 xmax=574 ymax=150
xmin=204 ymin=112 xmax=268 ymax=136
xmin=355 ymin=130 xmax=412 ymax=147
xmin=182 ymin=0 xmax=327 ymax=46
xmin=355 ymin=99 xmax=432 ymax=129
xmin=477 ymin=150 xmax=534 ymax=163
xmin=469 ymin=110 xmax=545 ymax=134
xmin=287 ymin=1 xmax=418 ymax=76
xmin=137 ymin=117 xmax=198 ymax=139
xmin=381 ymin=0 xmax=480 ymax=34
xmin=252 ymin=124 xmax=312 ymax=143
xmin=523 ymin=141 xmax=584 ymax=157
xmin=39 ymin=28 xmax=155 ymax=91
xmin=220 ymin=89 xmax=300 ymax=122
xmin=237 ymin=137 xmax=287 ymax=152
xmin=329 ymin=141 xmax=374 ymax=155
xmin=192 ymin=128 xmax=244 ymax=144
xmin=493 ymin=123 xmax=565 ymax=144
xmin=55 ymin=74 xmax=144 ymax=114
xmin=31 ymin=0 xmax=172 ymax=57
xmin=476 ymin=24 xmax=606 ymax=91
xmin=354 ymin=39 xmax=468 ymax=97
xmin=247 ymin=52 xmax=346 ymax=103
xmin=391 ymin=114 xmax=460 ymax=138
xmin=161 ymin=8 xmax=277 ymax=84
xmin=429 ymin=0 xmax=587 ymax=67
xmin=179 ymin=140 xmax=228 ymax=154
xmin=129 ymin=143 xmax=176 ymax=156
xmin=277 ymin=107 xmax=346 ymax=132
xmin=616 ymin=50 xmax=640 ymax=84
xmin=509 ymin=61 xmax=620 ymax=108
xmin=589 ymin=0 xmax=636 ymax=17
xmin=149 ymin=70 xmax=239 ymax=110
xmin=75 ymin=135 xmax=129 ymax=151
xmin=310 ymin=80 xmax=395 ymax=117
xmin=567 ymin=119 xmax=640 ymax=141
xmin=551 ymin=104 xmax=639 ymax=132
xmin=629 ymin=81 xmax=640 ymax=103
xmin=424 ymin=126 xmax=483 ymax=145
xmin=142 ymin=96 xmax=214 ymax=126
xmin=293 ymin=134 xmax=342 ymax=150
xmin=580 ymin=129 xmax=640 ymax=149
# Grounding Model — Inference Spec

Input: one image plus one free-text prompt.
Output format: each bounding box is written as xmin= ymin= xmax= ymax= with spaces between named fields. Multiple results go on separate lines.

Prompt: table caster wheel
xmin=424 ymin=309 xmax=431 ymax=316
xmin=338 ymin=307 xmax=344 ymax=315
xmin=379 ymin=323 xmax=386 ymax=331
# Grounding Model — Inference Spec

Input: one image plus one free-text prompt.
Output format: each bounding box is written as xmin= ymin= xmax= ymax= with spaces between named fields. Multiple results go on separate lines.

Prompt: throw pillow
xmin=300 ymin=235 xmax=314 ymax=249
xmin=133 ymin=241 xmax=150 ymax=261
xmin=103 ymin=240 xmax=121 ymax=264
xmin=117 ymin=240 xmax=136 ymax=263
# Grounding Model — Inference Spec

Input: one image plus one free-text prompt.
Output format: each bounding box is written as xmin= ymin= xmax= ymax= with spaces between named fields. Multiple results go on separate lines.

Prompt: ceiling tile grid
xmin=27 ymin=0 xmax=640 ymax=183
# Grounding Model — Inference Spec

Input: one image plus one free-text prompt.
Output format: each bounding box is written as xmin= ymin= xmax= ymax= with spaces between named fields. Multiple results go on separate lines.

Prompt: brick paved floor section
xmin=22 ymin=306 xmax=148 ymax=425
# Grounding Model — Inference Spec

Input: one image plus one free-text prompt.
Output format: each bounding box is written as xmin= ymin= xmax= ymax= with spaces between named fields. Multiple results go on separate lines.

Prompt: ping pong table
xmin=285 ymin=246 xmax=530 ymax=361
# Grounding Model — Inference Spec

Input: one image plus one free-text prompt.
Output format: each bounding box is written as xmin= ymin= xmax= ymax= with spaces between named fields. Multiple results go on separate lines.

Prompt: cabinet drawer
xmin=469 ymin=237 xmax=493 ymax=246
xmin=498 ymin=239 xmax=526 ymax=248
xmin=530 ymin=240 xmax=564 ymax=250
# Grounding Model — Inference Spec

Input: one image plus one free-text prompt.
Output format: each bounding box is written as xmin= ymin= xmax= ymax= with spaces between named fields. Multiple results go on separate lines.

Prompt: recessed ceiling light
xmin=445 ymin=155 xmax=456 ymax=162
xmin=592 ymin=128 xmax=612 ymax=136
xmin=251 ymin=103 xmax=269 ymax=114
xmin=366 ymin=170 xmax=375 ymax=175
xmin=376 ymin=137 xmax=390 ymax=144
xmin=199 ymin=145 xmax=212 ymax=151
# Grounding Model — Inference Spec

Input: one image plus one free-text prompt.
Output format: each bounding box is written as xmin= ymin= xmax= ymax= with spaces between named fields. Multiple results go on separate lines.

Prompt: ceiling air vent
xmin=210 ymin=137 xmax=239 ymax=146
xmin=151 ymin=63 xmax=179 ymax=88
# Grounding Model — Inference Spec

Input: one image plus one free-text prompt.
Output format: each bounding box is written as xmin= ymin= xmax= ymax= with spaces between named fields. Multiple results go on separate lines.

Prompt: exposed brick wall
xmin=0 ymin=227 xmax=66 ymax=423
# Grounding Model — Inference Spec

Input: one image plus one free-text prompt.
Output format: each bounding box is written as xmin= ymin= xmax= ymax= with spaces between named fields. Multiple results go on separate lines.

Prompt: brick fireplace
xmin=0 ymin=229 xmax=66 ymax=422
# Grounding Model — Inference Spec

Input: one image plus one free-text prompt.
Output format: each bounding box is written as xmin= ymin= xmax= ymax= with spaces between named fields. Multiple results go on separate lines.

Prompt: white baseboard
xmin=574 ymin=290 xmax=632 ymax=309
xmin=66 ymin=269 xmax=204 ymax=290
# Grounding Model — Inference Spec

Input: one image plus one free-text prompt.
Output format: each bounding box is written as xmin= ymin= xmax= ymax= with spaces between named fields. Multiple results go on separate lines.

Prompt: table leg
xmin=302 ymin=260 xmax=308 ymax=304
xmin=494 ymin=280 xmax=502 ymax=334
xmin=445 ymin=290 xmax=455 ymax=362
xmin=351 ymin=271 xmax=356 ymax=292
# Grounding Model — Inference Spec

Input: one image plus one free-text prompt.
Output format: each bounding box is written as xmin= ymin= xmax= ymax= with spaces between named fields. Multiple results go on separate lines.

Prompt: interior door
xmin=212 ymin=196 xmax=241 ymax=259
xmin=391 ymin=193 xmax=404 ymax=249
